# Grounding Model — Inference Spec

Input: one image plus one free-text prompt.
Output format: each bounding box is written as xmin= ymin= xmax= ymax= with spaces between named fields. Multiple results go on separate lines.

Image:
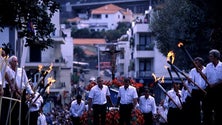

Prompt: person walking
xmin=202 ymin=49 xmax=222 ymax=125
xmin=183 ymin=57 xmax=206 ymax=125
xmin=138 ymin=88 xmax=157 ymax=125
xmin=70 ymin=94 xmax=85 ymax=125
xmin=117 ymin=77 xmax=138 ymax=125
xmin=163 ymin=82 xmax=183 ymax=125
xmin=88 ymin=76 xmax=113 ymax=125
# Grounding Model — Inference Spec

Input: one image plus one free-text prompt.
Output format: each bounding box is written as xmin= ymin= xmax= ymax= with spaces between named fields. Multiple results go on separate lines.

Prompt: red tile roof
xmin=67 ymin=17 xmax=81 ymax=22
xmin=91 ymin=4 xmax=124 ymax=14
xmin=73 ymin=38 xmax=106 ymax=45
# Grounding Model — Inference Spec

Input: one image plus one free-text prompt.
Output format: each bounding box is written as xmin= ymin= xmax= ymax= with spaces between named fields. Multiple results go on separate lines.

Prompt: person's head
xmin=209 ymin=49 xmax=220 ymax=62
xmin=76 ymin=94 xmax=82 ymax=104
xmin=209 ymin=49 xmax=220 ymax=60
xmin=173 ymin=82 xmax=180 ymax=91
xmin=1 ymin=48 xmax=6 ymax=57
xmin=97 ymin=76 xmax=103 ymax=87
xmin=9 ymin=55 xmax=18 ymax=70
xmin=194 ymin=57 xmax=204 ymax=67
xmin=144 ymin=89 xmax=150 ymax=98
xmin=123 ymin=77 xmax=130 ymax=89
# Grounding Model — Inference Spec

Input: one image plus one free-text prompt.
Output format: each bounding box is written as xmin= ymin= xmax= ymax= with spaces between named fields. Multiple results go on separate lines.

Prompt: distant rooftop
xmin=73 ymin=38 xmax=106 ymax=45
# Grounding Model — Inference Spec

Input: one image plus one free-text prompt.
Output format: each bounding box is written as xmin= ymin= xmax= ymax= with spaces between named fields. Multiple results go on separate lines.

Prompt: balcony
xmin=136 ymin=43 xmax=154 ymax=51
xmin=133 ymin=23 xmax=151 ymax=33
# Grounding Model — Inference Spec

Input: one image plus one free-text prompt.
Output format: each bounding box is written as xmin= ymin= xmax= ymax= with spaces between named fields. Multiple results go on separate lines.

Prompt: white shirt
xmin=203 ymin=61 xmax=222 ymax=85
xmin=88 ymin=85 xmax=110 ymax=105
xmin=70 ymin=100 xmax=85 ymax=117
xmin=189 ymin=67 xmax=206 ymax=90
xmin=157 ymin=105 xmax=168 ymax=123
xmin=37 ymin=113 xmax=47 ymax=125
xmin=164 ymin=89 xmax=183 ymax=109
xmin=139 ymin=95 xmax=157 ymax=114
xmin=1 ymin=65 xmax=12 ymax=88
xmin=9 ymin=67 xmax=34 ymax=94
xmin=29 ymin=92 xmax=43 ymax=112
xmin=117 ymin=85 xmax=138 ymax=104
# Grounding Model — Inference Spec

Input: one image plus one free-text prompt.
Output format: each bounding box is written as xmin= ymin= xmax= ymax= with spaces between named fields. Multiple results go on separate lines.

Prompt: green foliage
xmin=0 ymin=0 xmax=60 ymax=50
xmin=74 ymin=46 xmax=86 ymax=61
xmin=150 ymin=0 xmax=215 ymax=70
xmin=71 ymin=22 xmax=130 ymax=41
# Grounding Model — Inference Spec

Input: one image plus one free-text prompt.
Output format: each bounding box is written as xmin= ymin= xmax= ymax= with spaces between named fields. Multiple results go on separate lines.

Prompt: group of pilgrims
xmin=0 ymin=48 xmax=47 ymax=125
xmin=0 ymin=47 xmax=222 ymax=125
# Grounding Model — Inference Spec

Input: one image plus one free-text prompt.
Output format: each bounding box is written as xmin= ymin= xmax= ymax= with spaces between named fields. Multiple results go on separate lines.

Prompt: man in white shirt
xmin=70 ymin=94 xmax=85 ymax=125
xmin=29 ymin=91 xmax=43 ymax=125
xmin=184 ymin=57 xmax=206 ymax=125
xmin=117 ymin=77 xmax=138 ymax=125
xmin=202 ymin=49 xmax=222 ymax=125
xmin=139 ymin=89 xmax=157 ymax=125
xmin=7 ymin=55 xmax=34 ymax=125
xmin=164 ymin=82 xmax=183 ymax=125
xmin=88 ymin=76 xmax=113 ymax=125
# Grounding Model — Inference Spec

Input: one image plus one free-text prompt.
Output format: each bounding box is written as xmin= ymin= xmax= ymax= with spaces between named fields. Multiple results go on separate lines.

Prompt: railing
xmin=136 ymin=43 xmax=154 ymax=51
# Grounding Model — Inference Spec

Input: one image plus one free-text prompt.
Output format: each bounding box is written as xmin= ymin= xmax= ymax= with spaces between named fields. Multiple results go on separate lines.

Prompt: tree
xmin=150 ymin=0 xmax=216 ymax=70
xmin=0 ymin=0 xmax=60 ymax=50
xmin=74 ymin=46 xmax=86 ymax=61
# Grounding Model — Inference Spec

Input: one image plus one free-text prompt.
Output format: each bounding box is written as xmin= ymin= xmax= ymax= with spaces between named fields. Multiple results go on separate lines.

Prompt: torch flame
xmin=178 ymin=42 xmax=184 ymax=48
xmin=152 ymin=73 xmax=161 ymax=82
xmin=38 ymin=64 xmax=43 ymax=72
xmin=160 ymin=76 xmax=164 ymax=83
xmin=46 ymin=77 xmax=56 ymax=94
xmin=48 ymin=63 xmax=53 ymax=73
xmin=167 ymin=51 xmax=175 ymax=64
xmin=152 ymin=73 xmax=157 ymax=82
xmin=44 ymin=63 xmax=53 ymax=75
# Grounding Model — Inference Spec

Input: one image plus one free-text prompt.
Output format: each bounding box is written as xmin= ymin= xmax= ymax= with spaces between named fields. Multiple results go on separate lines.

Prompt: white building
xmin=68 ymin=4 xmax=133 ymax=31
xmin=116 ymin=10 xmax=173 ymax=84
xmin=0 ymin=11 xmax=73 ymax=102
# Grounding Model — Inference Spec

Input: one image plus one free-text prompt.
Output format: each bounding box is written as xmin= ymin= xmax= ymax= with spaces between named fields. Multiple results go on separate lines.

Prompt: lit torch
xmin=178 ymin=42 xmax=209 ymax=86
xmin=167 ymin=51 xmax=191 ymax=94
xmin=152 ymin=73 xmax=181 ymax=109
xmin=32 ymin=77 xmax=56 ymax=105
xmin=35 ymin=63 xmax=53 ymax=92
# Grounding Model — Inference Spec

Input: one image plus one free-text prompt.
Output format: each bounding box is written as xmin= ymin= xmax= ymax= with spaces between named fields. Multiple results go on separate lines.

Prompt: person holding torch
xmin=202 ymin=49 xmax=222 ymax=125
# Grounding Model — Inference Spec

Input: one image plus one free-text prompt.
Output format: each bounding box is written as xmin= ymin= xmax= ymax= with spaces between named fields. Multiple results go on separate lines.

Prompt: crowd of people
xmin=1 ymin=47 xmax=222 ymax=125
xmin=71 ymin=48 xmax=222 ymax=125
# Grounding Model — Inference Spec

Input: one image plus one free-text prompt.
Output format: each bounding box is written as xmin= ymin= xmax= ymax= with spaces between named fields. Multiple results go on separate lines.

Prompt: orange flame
xmin=48 ymin=63 xmax=53 ymax=73
xmin=38 ymin=64 xmax=43 ymax=72
xmin=46 ymin=77 xmax=56 ymax=94
xmin=44 ymin=63 xmax=53 ymax=75
xmin=160 ymin=76 xmax=164 ymax=83
xmin=167 ymin=51 xmax=175 ymax=64
xmin=178 ymin=42 xmax=184 ymax=48
xmin=152 ymin=73 xmax=161 ymax=82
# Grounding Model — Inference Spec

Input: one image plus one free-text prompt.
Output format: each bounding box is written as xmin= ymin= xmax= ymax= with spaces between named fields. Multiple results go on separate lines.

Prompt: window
xmin=120 ymin=48 xmax=124 ymax=59
xmin=30 ymin=46 xmax=41 ymax=62
xmin=139 ymin=58 xmax=152 ymax=77
xmin=92 ymin=14 xmax=101 ymax=19
xmin=139 ymin=59 xmax=152 ymax=71
xmin=137 ymin=33 xmax=154 ymax=50
xmin=105 ymin=14 xmax=108 ymax=18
